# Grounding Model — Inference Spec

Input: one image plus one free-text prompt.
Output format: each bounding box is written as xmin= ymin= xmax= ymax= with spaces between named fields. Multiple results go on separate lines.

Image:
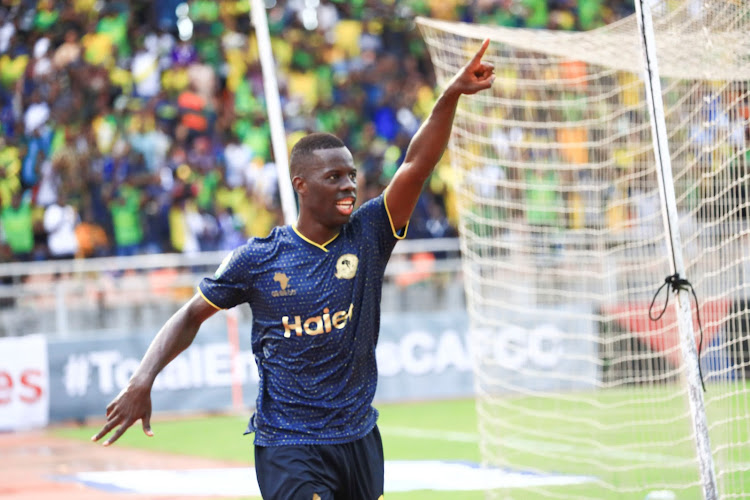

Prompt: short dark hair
xmin=289 ymin=133 xmax=346 ymax=178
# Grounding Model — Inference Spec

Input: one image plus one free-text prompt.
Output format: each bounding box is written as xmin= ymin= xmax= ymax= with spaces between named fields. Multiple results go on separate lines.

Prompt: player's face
xmin=299 ymin=147 xmax=357 ymax=227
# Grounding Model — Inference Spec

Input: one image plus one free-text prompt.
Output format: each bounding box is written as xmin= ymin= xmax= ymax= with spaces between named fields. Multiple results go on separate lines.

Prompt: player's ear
xmin=292 ymin=175 xmax=306 ymax=195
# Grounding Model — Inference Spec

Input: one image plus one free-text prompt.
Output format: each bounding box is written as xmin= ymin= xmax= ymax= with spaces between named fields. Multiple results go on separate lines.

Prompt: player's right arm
xmin=91 ymin=293 xmax=218 ymax=446
xmin=384 ymin=39 xmax=494 ymax=231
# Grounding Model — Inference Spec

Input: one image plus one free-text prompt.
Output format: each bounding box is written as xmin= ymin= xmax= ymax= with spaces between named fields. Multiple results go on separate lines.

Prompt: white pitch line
xmin=381 ymin=426 xmax=480 ymax=443
xmin=70 ymin=461 xmax=596 ymax=495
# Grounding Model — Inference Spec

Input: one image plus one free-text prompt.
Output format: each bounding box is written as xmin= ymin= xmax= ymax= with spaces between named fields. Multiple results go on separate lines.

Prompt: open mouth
xmin=336 ymin=197 xmax=355 ymax=216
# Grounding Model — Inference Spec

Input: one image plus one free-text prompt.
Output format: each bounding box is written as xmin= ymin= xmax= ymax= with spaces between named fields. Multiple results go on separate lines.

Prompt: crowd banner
xmin=0 ymin=334 xmax=49 ymax=430
xmin=46 ymin=314 xmax=253 ymax=422
xmin=46 ymin=308 xmax=597 ymax=422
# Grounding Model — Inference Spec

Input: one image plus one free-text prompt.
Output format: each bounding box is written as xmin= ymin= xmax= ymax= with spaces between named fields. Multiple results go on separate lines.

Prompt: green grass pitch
xmin=53 ymin=390 xmax=750 ymax=499
xmin=53 ymin=399 xmax=482 ymax=500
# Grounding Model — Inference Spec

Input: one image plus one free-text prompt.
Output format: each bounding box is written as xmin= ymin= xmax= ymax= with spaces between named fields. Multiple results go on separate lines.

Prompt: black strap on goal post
xmin=649 ymin=273 xmax=707 ymax=392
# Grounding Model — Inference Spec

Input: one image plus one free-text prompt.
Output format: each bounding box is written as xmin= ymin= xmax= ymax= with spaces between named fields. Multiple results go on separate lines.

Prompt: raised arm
xmin=385 ymin=39 xmax=495 ymax=230
xmin=92 ymin=293 xmax=218 ymax=446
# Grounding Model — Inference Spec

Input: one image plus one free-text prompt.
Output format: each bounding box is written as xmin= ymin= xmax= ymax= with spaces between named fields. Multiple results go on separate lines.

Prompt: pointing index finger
xmin=470 ymin=38 xmax=490 ymax=66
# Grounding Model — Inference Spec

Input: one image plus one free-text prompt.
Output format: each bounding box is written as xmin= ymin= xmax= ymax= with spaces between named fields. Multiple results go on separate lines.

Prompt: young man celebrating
xmin=93 ymin=39 xmax=494 ymax=499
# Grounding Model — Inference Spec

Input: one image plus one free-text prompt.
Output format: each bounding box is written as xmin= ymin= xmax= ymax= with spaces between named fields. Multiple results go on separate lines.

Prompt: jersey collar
xmin=291 ymin=225 xmax=339 ymax=252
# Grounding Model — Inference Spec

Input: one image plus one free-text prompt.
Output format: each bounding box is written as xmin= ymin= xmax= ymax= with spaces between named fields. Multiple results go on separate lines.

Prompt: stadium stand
xmin=0 ymin=0 xmax=636 ymax=264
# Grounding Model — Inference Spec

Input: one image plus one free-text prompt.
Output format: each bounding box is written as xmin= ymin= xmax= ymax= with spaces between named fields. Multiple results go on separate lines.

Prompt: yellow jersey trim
xmin=383 ymin=187 xmax=409 ymax=240
xmin=198 ymin=287 xmax=223 ymax=310
xmin=292 ymin=225 xmax=339 ymax=252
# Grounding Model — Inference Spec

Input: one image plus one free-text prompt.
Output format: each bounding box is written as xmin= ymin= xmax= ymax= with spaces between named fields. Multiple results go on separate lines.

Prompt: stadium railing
xmin=0 ymin=237 xmax=463 ymax=338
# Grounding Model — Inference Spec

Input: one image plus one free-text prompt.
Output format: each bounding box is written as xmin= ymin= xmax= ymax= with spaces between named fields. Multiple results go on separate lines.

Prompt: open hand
xmin=447 ymin=38 xmax=495 ymax=96
xmin=91 ymin=383 xmax=153 ymax=446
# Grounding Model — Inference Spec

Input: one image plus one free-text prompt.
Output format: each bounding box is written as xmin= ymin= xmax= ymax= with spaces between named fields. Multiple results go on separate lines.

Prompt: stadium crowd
xmin=0 ymin=0 xmax=636 ymax=263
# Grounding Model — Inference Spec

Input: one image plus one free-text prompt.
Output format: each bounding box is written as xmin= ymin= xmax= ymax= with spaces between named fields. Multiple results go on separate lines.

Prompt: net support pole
xmin=249 ymin=0 xmax=298 ymax=225
xmin=634 ymin=2 xmax=718 ymax=499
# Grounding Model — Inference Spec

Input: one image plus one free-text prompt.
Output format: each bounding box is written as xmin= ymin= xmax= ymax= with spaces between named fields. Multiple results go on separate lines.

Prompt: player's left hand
xmin=446 ymin=38 xmax=495 ymax=96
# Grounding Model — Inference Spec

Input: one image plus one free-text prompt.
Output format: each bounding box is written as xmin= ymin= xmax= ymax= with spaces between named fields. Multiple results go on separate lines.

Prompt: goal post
xmin=248 ymin=0 xmax=297 ymax=225
xmin=417 ymin=1 xmax=750 ymax=498
xmin=634 ymin=0 xmax=717 ymax=497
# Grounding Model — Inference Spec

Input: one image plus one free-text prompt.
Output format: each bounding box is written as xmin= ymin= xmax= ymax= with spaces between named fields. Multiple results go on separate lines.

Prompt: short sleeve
xmin=198 ymin=248 xmax=253 ymax=310
xmin=352 ymin=193 xmax=409 ymax=259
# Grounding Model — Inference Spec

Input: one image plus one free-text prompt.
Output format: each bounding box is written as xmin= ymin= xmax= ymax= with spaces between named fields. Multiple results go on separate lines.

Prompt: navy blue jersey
xmin=198 ymin=193 xmax=406 ymax=446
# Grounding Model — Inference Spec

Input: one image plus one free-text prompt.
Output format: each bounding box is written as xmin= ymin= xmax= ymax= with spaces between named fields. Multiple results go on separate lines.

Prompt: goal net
xmin=418 ymin=1 xmax=750 ymax=498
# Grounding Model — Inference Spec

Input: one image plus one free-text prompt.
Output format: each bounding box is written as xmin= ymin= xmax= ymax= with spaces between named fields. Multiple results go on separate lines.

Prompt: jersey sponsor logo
xmin=282 ymin=303 xmax=354 ymax=338
xmin=271 ymin=272 xmax=297 ymax=297
xmin=335 ymin=253 xmax=358 ymax=279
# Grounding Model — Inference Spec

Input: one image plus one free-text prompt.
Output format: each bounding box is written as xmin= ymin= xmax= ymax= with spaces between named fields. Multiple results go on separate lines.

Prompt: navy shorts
xmin=254 ymin=425 xmax=384 ymax=500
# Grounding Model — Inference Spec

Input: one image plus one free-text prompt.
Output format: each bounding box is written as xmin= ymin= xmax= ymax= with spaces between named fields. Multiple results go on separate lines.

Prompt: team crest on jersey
xmin=335 ymin=254 xmax=358 ymax=279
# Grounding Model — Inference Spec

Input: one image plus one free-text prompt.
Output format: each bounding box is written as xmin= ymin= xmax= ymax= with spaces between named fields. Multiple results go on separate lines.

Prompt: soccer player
xmin=92 ymin=39 xmax=494 ymax=499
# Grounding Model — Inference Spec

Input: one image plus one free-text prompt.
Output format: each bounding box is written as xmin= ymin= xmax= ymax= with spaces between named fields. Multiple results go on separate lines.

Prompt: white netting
xmin=418 ymin=1 xmax=750 ymax=498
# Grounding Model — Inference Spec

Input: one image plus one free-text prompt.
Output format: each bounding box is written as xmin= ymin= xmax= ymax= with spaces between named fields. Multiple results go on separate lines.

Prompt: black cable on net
xmin=648 ymin=273 xmax=707 ymax=392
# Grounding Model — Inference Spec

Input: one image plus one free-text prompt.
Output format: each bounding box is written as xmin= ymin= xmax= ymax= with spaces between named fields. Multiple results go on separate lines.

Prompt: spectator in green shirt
xmin=34 ymin=0 xmax=60 ymax=32
xmin=526 ymin=168 xmax=562 ymax=227
xmin=521 ymin=0 xmax=549 ymax=28
xmin=0 ymin=191 xmax=35 ymax=261
xmin=109 ymin=183 xmax=144 ymax=256
xmin=97 ymin=8 xmax=130 ymax=60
